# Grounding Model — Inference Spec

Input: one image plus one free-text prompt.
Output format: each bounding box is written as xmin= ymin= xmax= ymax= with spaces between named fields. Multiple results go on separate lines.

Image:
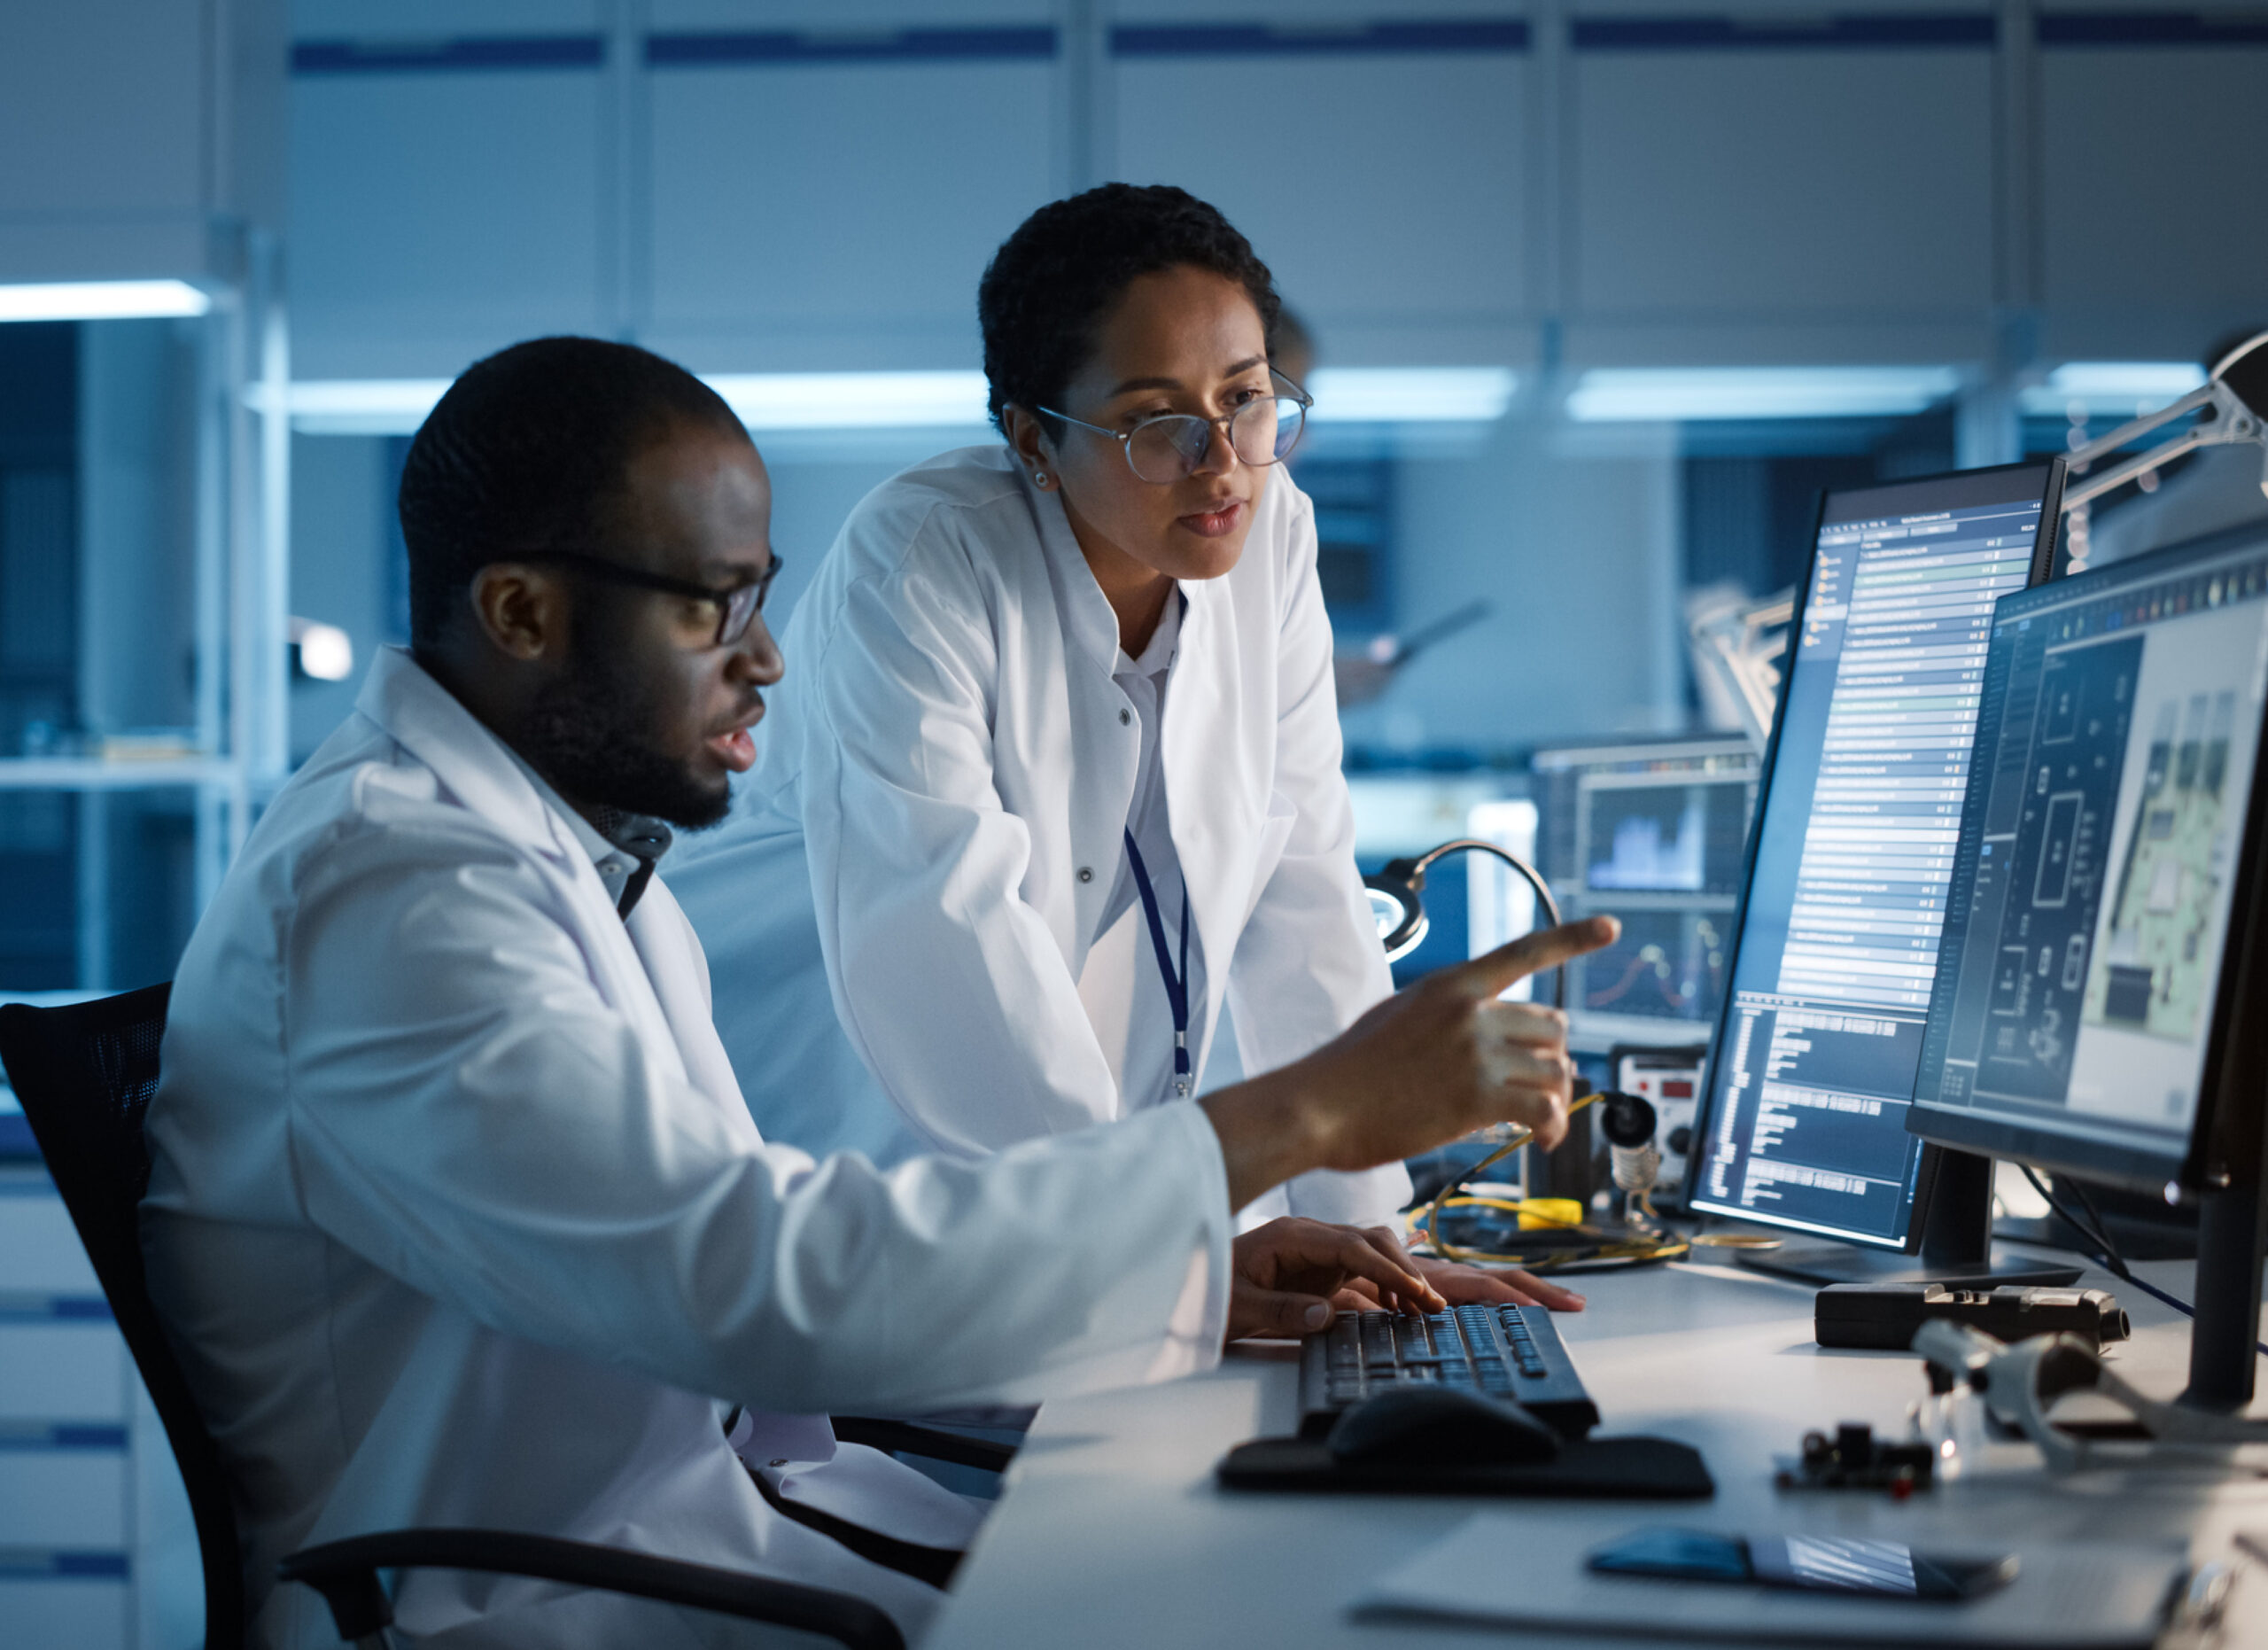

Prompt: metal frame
xmin=0 ymin=248 xmax=291 ymax=982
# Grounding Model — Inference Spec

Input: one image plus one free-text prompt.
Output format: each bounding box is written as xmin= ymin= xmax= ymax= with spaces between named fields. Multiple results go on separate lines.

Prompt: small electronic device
xmin=1531 ymin=737 xmax=1756 ymax=1052
xmin=1589 ymin=1527 xmax=2018 ymax=1601
xmin=1907 ymin=522 xmax=2268 ymax=1406
xmin=1687 ymin=461 xmax=2076 ymax=1285
xmin=1298 ymin=1305 xmax=1600 ymax=1441
xmin=1814 ymin=1283 xmax=2130 ymax=1351
xmin=1775 ymin=1421 xmax=1936 ymax=1494
xmin=1324 ymin=1386 xmax=1560 ymax=1467
xmin=1613 ymin=1046 xmax=1705 ymax=1196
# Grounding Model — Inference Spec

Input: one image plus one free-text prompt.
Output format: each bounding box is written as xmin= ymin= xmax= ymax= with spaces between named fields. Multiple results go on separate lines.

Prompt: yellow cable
xmin=1409 ymin=1090 xmax=1694 ymax=1269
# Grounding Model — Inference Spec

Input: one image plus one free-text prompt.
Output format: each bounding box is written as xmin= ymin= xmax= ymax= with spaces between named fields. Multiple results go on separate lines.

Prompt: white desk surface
xmin=929 ymin=1250 xmax=2268 ymax=1647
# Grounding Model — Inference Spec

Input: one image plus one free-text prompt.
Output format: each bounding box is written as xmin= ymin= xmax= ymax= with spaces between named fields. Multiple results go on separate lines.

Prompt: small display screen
xmin=1529 ymin=738 xmax=1757 ymax=1049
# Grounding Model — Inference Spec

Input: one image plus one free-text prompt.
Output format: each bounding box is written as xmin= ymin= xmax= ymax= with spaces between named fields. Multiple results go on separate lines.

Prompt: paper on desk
xmin=1351 ymin=1514 xmax=2186 ymax=1647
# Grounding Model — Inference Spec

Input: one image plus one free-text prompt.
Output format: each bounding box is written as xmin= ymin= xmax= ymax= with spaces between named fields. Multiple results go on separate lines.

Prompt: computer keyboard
xmin=1297 ymin=1304 xmax=1600 ymax=1440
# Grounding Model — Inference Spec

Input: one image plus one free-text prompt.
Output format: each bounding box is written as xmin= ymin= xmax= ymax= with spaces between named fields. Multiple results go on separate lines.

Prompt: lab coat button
xmin=1077 ymin=867 xmax=1094 ymax=883
xmin=1118 ymin=708 xmax=1132 ymax=725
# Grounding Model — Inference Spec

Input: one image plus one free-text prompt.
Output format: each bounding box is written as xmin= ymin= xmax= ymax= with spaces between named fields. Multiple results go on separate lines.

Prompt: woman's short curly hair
xmin=978 ymin=183 xmax=1282 ymax=437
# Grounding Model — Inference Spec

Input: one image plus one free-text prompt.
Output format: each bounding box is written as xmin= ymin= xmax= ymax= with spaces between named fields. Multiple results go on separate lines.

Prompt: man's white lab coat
xmin=671 ymin=446 xmax=1406 ymax=1226
xmin=142 ymin=648 xmax=1232 ymax=1648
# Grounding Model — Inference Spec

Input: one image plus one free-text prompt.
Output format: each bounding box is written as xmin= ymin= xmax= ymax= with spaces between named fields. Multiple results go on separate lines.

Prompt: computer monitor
xmin=1907 ymin=525 xmax=2268 ymax=1401
xmin=1687 ymin=460 xmax=2078 ymax=1284
xmin=1530 ymin=737 xmax=1757 ymax=1052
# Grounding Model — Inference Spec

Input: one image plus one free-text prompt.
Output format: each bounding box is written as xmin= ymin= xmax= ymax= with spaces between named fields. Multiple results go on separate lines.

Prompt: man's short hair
xmin=399 ymin=336 xmax=744 ymax=650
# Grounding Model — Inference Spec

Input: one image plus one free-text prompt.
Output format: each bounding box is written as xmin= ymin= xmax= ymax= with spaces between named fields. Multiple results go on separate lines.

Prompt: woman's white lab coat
xmin=672 ymin=445 xmax=1408 ymax=1226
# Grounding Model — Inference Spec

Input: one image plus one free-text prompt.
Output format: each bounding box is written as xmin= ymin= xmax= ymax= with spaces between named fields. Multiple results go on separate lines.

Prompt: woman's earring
xmin=1033 ymin=470 xmax=1050 ymax=488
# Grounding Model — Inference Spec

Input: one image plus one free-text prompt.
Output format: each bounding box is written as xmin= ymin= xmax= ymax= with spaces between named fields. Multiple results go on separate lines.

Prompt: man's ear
xmin=467 ymin=564 xmax=571 ymax=662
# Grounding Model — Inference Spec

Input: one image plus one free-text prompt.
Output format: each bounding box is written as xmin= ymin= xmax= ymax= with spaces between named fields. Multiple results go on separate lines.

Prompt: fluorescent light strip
xmin=1308 ymin=367 xmax=1515 ymax=422
xmin=2020 ymin=361 xmax=2207 ymax=420
xmin=281 ymin=378 xmax=452 ymax=434
xmin=285 ymin=367 xmax=1525 ymax=435
xmin=1566 ymin=366 xmax=1961 ymax=423
xmin=705 ymin=370 xmax=990 ymax=429
xmin=0 ymin=279 xmax=212 ymax=323
xmin=282 ymin=374 xmax=990 ymax=435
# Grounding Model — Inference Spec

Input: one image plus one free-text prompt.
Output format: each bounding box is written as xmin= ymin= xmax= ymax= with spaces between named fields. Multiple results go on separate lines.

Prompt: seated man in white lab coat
xmin=142 ymin=337 xmax=1610 ymax=1649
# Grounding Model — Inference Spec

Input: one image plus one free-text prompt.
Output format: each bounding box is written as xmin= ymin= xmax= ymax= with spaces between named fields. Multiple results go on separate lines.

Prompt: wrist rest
xmin=1216 ymin=1435 xmax=1713 ymax=1498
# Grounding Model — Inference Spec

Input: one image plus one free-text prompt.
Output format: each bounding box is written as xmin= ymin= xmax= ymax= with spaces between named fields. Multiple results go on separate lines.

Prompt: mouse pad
xmin=1216 ymin=1436 xmax=1714 ymax=1498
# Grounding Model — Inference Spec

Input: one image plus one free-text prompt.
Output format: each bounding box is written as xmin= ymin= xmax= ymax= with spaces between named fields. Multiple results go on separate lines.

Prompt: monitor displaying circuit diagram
xmin=1910 ymin=526 xmax=2268 ymax=1184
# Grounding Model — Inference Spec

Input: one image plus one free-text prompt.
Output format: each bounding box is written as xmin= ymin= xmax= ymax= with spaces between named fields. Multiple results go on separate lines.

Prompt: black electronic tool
xmin=1775 ymin=1421 xmax=1935 ymax=1495
xmin=1814 ymin=1283 xmax=2130 ymax=1352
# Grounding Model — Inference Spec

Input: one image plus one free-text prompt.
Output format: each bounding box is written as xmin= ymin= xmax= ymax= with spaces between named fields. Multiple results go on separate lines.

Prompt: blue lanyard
xmin=1122 ymin=829 xmax=1192 ymax=1098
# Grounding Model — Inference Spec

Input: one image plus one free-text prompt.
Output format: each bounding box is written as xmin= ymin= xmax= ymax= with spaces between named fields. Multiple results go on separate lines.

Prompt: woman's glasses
xmin=1040 ymin=372 xmax=1311 ymax=486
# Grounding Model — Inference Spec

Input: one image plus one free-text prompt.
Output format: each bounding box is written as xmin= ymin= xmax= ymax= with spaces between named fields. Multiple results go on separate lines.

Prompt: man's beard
xmin=520 ymin=649 xmax=732 ymax=831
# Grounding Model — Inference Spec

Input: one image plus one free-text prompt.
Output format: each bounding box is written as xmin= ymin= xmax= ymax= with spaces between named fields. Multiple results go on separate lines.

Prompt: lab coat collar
xmin=353 ymin=649 xmax=723 ymax=1114
xmin=1021 ymin=466 xmax=1221 ymax=703
xmin=498 ymin=742 xmax=624 ymax=868
xmin=1116 ymin=587 xmax=1183 ymax=678
xmin=356 ymin=650 xmax=579 ymax=857
xmin=1023 ymin=471 xmax=1126 ymax=676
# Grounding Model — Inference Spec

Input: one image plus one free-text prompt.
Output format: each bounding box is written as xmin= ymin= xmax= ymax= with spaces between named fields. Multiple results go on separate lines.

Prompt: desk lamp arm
xmin=2060 ymin=381 xmax=2266 ymax=513
xmin=2060 ymin=331 xmax=2268 ymax=514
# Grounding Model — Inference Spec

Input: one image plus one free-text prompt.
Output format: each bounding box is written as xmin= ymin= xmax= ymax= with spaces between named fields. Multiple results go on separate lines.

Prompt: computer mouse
xmin=1325 ymin=1385 xmax=1562 ymax=1467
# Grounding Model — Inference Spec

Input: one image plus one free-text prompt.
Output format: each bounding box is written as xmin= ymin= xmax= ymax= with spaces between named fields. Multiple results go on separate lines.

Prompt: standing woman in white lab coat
xmin=672 ymin=185 xmax=1577 ymax=1306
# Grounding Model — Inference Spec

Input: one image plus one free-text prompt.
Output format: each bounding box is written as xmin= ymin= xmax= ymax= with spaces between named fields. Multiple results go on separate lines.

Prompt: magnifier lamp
xmin=1362 ymin=838 xmax=1568 ymax=1010
xmin=1374 ymin=841 xmax=1693 ymax=1265
xmin=2061 ymin=330 xmax=2268 ymax=518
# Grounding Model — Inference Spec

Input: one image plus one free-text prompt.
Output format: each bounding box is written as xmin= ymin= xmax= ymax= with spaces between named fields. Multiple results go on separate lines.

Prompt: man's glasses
xmin=1039 ymin=372 xmax=1311 ymax=486
xmin=523 ymin=551 xmax=783 ymax=648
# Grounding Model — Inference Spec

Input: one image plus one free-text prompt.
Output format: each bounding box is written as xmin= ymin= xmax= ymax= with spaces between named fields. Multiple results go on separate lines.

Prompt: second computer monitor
xmin=1905 ymin=524 xmax=2268 ymax=1399
xmin=1911 ymin=526 xmax=2268 ymax=1192
xmin=1687 ymin=461 xmax=2065 ymax=1272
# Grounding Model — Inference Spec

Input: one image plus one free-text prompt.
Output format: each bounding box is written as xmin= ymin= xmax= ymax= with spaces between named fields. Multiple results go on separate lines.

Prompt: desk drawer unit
xmin=1 ymin=1174 xmax=136 ymax=1646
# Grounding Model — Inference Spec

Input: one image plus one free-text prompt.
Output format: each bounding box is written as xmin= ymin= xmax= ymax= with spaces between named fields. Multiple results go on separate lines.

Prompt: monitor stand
xmin=1732 ymin=1148 xmax=2083 ymax=1288
xmin=2183 ymin=1179 xmax=2267 ymax=1411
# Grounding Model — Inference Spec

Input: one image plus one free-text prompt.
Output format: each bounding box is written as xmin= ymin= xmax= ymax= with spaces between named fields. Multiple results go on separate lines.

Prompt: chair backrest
xmin=0 ymin=985 xmax=246 ymax=1650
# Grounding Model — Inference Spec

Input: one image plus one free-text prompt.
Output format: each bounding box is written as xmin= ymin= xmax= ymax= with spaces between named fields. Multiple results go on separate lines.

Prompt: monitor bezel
xmin=1904 ymin=523 xmax=2268 ymax=1195
xmin=1680 ymin=458 xmax=2068 ymax=1244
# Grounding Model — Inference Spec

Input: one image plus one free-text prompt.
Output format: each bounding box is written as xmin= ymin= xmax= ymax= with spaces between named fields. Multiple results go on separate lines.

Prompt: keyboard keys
xmin=1300 ymin=1303 xmax=1600 ymax=1441
xmin=1497 ymin=1307 xmax=1550 ymax=1375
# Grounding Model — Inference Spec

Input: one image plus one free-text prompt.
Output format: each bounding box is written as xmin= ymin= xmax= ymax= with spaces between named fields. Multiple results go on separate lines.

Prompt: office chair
xmin=0 ymin=985 xmax=927 ymax=1650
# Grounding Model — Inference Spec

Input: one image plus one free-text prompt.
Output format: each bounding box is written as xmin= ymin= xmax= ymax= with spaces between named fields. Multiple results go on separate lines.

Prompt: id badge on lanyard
xmin=1122 ymin=829 xmax=1192 ymax=1098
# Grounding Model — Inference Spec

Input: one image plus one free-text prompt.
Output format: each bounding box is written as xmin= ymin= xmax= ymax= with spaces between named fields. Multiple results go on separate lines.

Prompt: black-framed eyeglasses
xmin=1039 ymin=371 xmax=1311 ymax=485
xmin=521 ymin=551 xmax=783 ymax=648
